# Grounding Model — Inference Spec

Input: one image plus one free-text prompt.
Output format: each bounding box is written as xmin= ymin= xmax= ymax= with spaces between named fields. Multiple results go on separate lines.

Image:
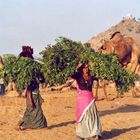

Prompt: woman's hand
xmin=95 ymin=95 xmax=98 ymax=101
xmin=29 ymin=101 xmax=35 ymax=108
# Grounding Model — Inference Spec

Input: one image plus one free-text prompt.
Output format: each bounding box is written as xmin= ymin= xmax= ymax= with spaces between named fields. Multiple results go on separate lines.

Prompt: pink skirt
xmin=76 ymin=87 xmax=95 ymax=122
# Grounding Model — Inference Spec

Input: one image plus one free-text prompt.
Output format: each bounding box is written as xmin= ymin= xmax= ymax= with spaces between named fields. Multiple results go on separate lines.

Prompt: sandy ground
xmin=0 ymin=87 xmax=140 ymax=140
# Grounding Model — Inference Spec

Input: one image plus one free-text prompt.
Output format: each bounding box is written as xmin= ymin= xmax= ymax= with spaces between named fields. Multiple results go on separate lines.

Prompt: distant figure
xmin=69 ymin=63 xmax=102 ymax=140
xmin=17 ymin=46 xmax=47 ymax=130
xmin=0 ymin=56 xmax=5 ymax=95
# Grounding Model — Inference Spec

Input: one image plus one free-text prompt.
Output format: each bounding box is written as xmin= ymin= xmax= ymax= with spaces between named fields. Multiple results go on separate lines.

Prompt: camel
xmin=98 ymin=32 xmax=140 ymax=73
xmin=98 ymin=31 xmax=140 ymax=98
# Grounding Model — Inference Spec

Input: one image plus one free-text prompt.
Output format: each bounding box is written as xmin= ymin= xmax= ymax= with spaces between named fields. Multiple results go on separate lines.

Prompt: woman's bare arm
xmin=94 ymin=79 xmax=99 ymax=100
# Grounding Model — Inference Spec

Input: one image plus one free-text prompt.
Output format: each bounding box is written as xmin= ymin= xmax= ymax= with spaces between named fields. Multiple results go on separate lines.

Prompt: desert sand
xmin=0 ymin=86 xmax=140 ymax=140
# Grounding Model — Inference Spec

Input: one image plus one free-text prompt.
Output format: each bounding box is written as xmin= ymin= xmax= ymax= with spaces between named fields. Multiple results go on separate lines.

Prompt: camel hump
xmin=125 ymin=37 xmax=140 ymax=54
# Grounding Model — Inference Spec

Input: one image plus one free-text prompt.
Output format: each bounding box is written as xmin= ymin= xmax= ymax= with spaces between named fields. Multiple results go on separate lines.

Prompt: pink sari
xmin=76 ymin=86 xmax=95 ymax=122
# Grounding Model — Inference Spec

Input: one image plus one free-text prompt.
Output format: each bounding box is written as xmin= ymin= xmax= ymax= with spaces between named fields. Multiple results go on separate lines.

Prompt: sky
xmin=0 ymin=0 xmax=140 ymax=57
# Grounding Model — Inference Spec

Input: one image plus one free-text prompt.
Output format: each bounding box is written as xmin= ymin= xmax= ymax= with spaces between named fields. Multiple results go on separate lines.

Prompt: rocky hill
xmin=88 ymin=16 xmax=140 ymax=51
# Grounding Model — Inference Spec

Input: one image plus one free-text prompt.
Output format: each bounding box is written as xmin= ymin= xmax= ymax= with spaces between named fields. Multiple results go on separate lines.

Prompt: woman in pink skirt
xmin=70 ymin=63 xmax=102 ymax=140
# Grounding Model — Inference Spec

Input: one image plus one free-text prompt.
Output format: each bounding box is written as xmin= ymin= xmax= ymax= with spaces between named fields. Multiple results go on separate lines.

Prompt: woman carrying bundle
xmin=69 ymin=63 xmax=102 ymax=140
xmin=17 ymin=46 xmax=47 ymax=130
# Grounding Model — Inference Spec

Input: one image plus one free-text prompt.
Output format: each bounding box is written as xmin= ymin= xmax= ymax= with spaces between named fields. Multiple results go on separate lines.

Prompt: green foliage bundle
xmin=81 ymin=51 xmax=138 ymax=93
xmin=0 ymin=65 xmax=4 ymax=80
xmin=3 ymin=55 xmax=43 ymax=91
xmin=1 ymin=38 xmax=138 ymax=94
xmin=41 ymin=37 xmax=138 ymax=93
xmin=3 ymin=54 xmax=17 ymax=83
xmin=40 ymin=37 xmax=86 ymax=85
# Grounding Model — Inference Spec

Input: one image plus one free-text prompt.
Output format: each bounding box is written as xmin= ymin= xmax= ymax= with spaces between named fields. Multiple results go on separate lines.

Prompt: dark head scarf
xmin=19 ymin=46 xmax=34 ymax=59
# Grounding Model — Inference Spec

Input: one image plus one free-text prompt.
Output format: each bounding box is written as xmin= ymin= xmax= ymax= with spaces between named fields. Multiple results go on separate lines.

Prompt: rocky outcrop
xmin=88 ymin=17 xmax=140 ymax=51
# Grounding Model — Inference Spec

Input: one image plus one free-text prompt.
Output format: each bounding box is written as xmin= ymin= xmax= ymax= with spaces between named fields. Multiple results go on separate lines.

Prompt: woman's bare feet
xmin=15 ymin=126 xmax=26 ymax=131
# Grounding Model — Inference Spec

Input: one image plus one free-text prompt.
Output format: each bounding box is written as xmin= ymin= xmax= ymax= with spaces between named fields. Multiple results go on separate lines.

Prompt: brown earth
xmin=0 ymin=87 xmax=140 ymax=140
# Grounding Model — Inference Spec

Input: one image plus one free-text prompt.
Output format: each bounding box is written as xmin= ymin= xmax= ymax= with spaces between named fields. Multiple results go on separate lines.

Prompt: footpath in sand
xmin=0 ymin=87 xmax=140 ymax=140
